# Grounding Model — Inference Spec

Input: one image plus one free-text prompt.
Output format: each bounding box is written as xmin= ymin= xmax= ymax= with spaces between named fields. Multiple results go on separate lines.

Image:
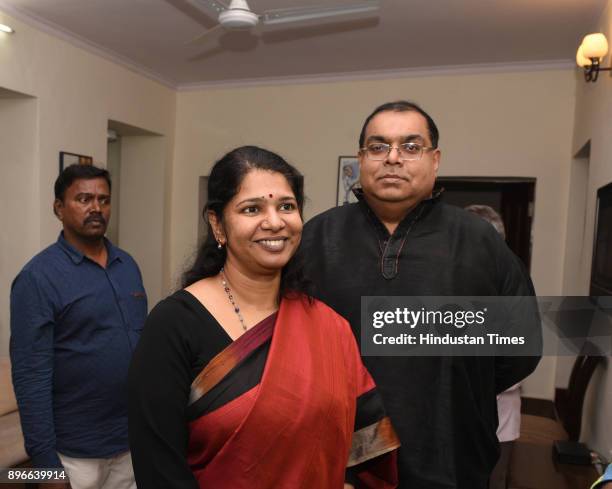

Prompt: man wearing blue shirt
xmin=10 ymin=164 xmax=147 ymax=489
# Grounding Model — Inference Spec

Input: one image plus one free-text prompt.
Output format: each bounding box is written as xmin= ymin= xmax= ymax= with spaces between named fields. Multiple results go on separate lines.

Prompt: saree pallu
xmin=186 ymin=296 xmax=399 ymax=489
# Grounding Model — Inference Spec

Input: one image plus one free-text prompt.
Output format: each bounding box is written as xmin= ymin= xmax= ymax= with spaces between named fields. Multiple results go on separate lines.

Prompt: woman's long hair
xmin=182 ymin=146 xmax=311 ymax=298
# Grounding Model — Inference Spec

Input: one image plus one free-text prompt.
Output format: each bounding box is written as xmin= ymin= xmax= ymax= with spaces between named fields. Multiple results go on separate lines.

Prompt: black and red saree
xmin=129 ymin=291 xmax=398 ymax=489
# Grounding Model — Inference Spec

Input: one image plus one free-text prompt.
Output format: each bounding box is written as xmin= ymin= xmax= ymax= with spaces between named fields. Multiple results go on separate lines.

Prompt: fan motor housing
xmin=219 ymin=9 xmax=259 ymax=29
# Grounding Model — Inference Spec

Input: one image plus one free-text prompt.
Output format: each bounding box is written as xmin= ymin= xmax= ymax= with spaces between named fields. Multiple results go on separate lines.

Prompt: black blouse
xmin=128 ymin=290 xmax=233 ymax=489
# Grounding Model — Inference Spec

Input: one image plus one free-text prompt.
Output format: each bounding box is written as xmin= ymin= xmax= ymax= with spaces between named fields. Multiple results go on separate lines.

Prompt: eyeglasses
xmin=360 ymin=142 xmax=436 ymax=161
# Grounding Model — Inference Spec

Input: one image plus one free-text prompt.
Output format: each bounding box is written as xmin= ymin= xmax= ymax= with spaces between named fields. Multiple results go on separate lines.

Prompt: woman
xmin=128 ymin=146 xmax=399 ymax=489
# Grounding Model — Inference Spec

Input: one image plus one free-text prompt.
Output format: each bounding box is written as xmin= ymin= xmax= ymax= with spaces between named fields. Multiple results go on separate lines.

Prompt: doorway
xmin=107 ymin=120 xmax=166 ymax=306
xmin=0 ymin=88 xmax=37 ymax=354
xmin=436 ymin=177 xmax=536 ymax=270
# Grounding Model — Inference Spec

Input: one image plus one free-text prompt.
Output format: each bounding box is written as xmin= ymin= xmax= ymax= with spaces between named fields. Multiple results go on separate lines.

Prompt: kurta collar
xmin=353 ymin=188 xmax=443 ymax=279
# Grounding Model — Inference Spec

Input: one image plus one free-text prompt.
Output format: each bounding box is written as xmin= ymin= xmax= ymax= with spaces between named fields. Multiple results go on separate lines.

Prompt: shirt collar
xmin=57 ymin=232 xmax=122 ymax=266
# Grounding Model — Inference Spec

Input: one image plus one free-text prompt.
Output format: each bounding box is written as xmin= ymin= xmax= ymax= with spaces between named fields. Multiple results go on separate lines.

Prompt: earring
xmin=217 ymin=242 xmax=222 ymax=249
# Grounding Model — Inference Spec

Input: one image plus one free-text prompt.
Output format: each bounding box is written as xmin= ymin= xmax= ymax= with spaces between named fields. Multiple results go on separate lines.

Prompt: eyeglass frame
xmin=359 ymin=141 xmax=438 ymax=162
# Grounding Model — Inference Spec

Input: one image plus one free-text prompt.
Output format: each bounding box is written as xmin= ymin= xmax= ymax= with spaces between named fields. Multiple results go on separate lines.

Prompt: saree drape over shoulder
xmin=128 ymin=291 xmax=399 ymax=489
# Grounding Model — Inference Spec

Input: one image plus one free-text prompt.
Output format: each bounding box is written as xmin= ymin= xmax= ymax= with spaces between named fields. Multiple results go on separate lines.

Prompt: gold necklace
xmin=220 ymin=267 xmax=247 ymax=331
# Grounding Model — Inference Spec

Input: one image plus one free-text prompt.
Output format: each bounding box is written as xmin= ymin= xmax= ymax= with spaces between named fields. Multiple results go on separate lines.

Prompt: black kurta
xmin=301 ymin=192 xmax=540 ymax=489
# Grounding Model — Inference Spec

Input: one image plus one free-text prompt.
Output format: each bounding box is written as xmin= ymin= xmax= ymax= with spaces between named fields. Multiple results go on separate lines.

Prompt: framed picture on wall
xmin=337 ymin=156 xmax=360 ymax=206
xmin=59 ymin=151 xmax=93 ymax=174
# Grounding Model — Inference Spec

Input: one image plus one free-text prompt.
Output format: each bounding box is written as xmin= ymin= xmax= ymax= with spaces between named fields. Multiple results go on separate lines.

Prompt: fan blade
xmin=186 ymin=24 xmax=224 ymax=45
xmin=261 ymin=1 xmax=379 ymax=26
xmin=183 ymin=0 xmax=228 ymax=20
xmin=261 ymin=17 xmax=377 ymax=45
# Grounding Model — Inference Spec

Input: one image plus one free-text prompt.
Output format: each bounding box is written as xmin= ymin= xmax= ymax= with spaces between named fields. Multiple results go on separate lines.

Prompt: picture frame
xmin=59 ymin=151 xmax=93 ymax=174
xmin=336 ymin=156 xmax=360 ymax=206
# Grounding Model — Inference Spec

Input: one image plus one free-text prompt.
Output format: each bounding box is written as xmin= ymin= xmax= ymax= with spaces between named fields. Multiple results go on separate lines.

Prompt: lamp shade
xmin=582 ymin=33 xmax=609 ymax=59
xmin=576 ymin=45 xmax=592 ymax=67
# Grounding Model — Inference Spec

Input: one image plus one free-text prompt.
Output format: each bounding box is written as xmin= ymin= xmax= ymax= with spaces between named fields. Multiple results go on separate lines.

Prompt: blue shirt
xmin=10 ymin=233 xmax=147 ymax=467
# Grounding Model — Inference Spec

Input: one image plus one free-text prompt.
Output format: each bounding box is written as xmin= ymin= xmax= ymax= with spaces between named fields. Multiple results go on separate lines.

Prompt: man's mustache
xmin=84 ymin=214 xmax=106 ymax=225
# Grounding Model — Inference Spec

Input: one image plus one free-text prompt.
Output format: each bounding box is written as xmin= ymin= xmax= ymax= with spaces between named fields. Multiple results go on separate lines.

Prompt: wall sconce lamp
xmin=576 ymin=33 xmax=610 ymax=82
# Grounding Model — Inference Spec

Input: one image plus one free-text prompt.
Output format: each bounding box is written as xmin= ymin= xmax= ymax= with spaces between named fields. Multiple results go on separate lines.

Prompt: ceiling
xmin=0 ymin=0 xmax=606 ymax=88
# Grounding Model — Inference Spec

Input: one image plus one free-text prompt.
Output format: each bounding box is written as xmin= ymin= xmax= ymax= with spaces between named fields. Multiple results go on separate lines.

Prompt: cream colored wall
xmin=570 ymin=0 xmax=612 ymax=462
xmin=0 ymin=95 xmax=38 ymax=354
xmin=173 ymin=69 xmax=577 ymax=398
xmin=0 ymin=10 xmax=176 ymax=353
xmin=119 ymin=135 xmax=168 ymax=305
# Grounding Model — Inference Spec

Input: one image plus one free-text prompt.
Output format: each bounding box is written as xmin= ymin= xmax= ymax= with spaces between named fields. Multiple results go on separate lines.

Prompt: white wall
xmin=570 ymin=0 xmax=612 ymax=462
xmin=0 ymin=9 xmax=176 ymax=353
xmin=0 ymin=93 xmax=38 ymax=354
xmin=172 ymin=70 xmax=577 ymax=398
xmin=119 ymin=135 xmax=168 ymax=306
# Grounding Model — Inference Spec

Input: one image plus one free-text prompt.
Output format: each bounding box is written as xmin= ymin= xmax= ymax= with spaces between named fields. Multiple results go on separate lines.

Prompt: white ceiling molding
xmin=177 ymin=59 xmax=575 ymax=92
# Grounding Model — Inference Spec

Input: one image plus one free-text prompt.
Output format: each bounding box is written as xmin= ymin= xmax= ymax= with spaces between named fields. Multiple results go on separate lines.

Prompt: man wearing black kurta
xmin=301 ymin=101 xmax=540 ymax=489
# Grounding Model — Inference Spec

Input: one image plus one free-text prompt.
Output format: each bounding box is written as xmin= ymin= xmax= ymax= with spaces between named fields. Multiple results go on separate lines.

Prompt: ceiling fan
xmin=185 ymin=0 xmax=380 ymax=44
